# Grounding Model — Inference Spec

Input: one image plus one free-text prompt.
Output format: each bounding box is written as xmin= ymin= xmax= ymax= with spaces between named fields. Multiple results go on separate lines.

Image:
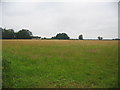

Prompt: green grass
xmin=2 ymin=40 xmax=118 ymax=88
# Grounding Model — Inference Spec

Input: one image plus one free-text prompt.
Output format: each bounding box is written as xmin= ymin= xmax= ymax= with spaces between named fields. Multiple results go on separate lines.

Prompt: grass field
xmin=2 ymin=40 xmax=118 ymax=88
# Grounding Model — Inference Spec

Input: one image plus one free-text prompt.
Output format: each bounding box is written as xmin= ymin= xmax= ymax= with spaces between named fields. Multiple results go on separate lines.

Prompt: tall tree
xmin=52 ymin=33 xmax=70 ymax=39
xmin=16 ymin=29 xmax=32 ymax=39
xmin=79 ymin=34 xmax=83 ymax=40
xmin=0 ymin=27 xmax=3 ymax=39
xmin=2 ymin=28 xmax=15 ymax=39
xmin=98 ymin=36 xmax=103 ymax=40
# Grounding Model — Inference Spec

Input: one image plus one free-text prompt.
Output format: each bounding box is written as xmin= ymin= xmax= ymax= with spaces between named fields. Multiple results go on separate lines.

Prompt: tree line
xmin=0 ymin=27 xmax=32 ymax=39
xmin=0 ymin=27 xmax=105 ymax=40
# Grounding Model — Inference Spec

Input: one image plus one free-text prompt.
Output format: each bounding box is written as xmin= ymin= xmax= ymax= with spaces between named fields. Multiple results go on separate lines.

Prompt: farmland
xmin=2 ymin=40 xmax=118 ymax=88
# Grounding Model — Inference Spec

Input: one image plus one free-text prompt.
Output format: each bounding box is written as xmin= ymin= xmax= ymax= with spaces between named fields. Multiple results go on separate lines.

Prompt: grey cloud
xmin=2 ymin=2 xmax=118 ymax=39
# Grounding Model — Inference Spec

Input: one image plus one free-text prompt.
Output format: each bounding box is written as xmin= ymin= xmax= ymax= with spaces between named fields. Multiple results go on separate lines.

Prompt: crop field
xmin=2 ymin=40 xmax=118 ymax=88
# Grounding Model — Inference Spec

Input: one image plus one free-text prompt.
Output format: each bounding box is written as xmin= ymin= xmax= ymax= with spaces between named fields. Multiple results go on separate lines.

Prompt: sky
xmin=0 ymin=0 xmax=118 ymax=39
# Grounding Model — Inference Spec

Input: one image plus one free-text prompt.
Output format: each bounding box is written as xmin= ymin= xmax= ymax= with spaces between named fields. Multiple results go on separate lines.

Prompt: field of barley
xmin=2 ymin=40 xmax=118 ymax=88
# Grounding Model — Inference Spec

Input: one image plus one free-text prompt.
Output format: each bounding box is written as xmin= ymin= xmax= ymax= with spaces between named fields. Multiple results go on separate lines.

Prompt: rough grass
xmin=2 ymin=40 xmax=118 ymax=88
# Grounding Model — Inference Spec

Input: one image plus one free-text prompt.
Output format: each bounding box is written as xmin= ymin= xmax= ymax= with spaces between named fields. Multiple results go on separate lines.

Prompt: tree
xmin=98 ymin=36 xmax=100 ymax=40
xmin=51 ymin=36 xmax=56 ymax=39
xmin=2 ymin=28 xmax=15 ymax=39
xmin=43 ymin=37 xmax=46 ymax=39
xmin=79 ymin=34 xmax=83 ymax=40
xmin=101 ymin=37 xmax=103 ymax=40
xmin=1 ymin=27 xmax=34 ymax=39
xmin=51 ymin=33 xmax=70 ymax=40
xmin=15 ymin=29 xmax=32 ymax=39
xmin=0 ymin=27 xmax=3 ymax=39
xmin=98 ymin=36 xmax=103 ymax=40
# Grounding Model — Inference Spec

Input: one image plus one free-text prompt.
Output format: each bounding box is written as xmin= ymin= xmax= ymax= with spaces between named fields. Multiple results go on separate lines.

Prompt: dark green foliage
xmin=98 ymin=36 xmax=103 ymax=40
xmin=15 ymin=29 xmax=32 ymax=39
xmin=2 ymin=58 xmax=14 ymax=88
xmin=51 ymin=33 xmax=70 ymax=40
xmin=0 ymin=27 xmax=2 ymax=39
xmin=79 ymin=34 xmax=83 ymax=40
xmin=0 ymin=27 xmax=33 ymax=39
xmin=42 ymin=37 xmax=46 ymax=39
xmin=2 ymin=28 xmax=15 ymax=39
xmin=113 ymin=38 xmax=120 ymax=40
xmin=32 ymin=36 xmax=41 ymax=39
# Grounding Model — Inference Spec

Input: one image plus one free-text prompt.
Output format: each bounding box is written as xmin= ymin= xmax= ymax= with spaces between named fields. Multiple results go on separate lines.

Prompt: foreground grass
xmin=2 ymin=40 xmax=118 ymax=88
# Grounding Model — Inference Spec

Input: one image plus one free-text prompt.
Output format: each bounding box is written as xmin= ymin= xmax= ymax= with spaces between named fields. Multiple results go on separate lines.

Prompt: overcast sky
xmin=0 ymin=0 xmax=118 ymax=39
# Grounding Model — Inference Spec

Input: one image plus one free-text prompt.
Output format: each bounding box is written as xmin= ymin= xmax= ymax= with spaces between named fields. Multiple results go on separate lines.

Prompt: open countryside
xmin=1 ymin=1 xmax=118 ymax=88
xmin=2 ymin=40 xmax=118 ymax=88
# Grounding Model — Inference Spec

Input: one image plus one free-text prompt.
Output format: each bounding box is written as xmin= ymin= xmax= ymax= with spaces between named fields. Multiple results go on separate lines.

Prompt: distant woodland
xmin=0 ymin=27 xmax=74 ymax=40
xmin=0 ymin=27 xmax=119 ymax=40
